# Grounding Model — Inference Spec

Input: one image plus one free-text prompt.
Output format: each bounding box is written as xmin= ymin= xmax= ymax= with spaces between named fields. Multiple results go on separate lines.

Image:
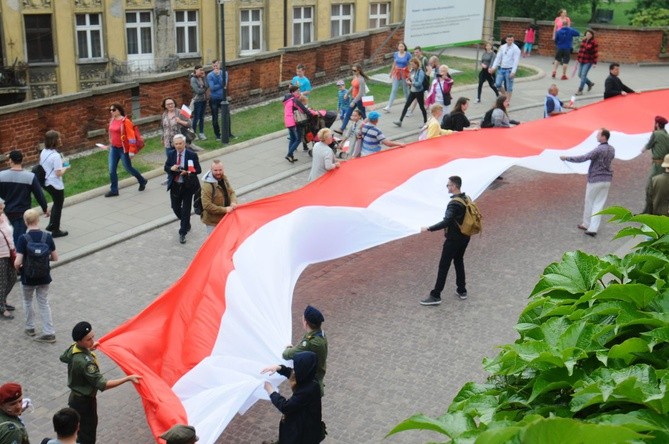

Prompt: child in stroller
xmin=297 ymin=95 xmax=339 ymax=156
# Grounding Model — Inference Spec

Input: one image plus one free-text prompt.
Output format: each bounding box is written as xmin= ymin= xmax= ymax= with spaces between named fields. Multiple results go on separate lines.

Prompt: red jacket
xmin=111 ymin=117 xmax=139 ymax=155
xmin=577 ymin=38 xmax=598 ymax=65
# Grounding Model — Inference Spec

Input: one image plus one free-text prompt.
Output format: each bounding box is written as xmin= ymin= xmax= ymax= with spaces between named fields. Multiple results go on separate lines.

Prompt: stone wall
xmin=498 ymin=17 xmax=666 ymax=64
xmin=0 ymin=26 xmax=404 ymax=163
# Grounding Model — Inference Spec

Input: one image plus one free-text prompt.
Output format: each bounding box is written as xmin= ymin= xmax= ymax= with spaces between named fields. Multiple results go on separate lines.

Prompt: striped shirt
xmin=361 ymin=123 xmax=386 ymax=156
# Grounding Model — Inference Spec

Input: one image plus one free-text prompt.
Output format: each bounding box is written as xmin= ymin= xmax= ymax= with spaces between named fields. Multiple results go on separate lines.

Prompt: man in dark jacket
xmin=0 ymin=150 xmax=50 ymax=244
xmin=262 ymin=351 xmax=323 ymax=444
xmin=604 ymin=63 xmax=634 ymax=99
xmin=165 ymin=134 xmax=202 ymax=244
xmin=420 ymin=175 xmax=471 ymax=306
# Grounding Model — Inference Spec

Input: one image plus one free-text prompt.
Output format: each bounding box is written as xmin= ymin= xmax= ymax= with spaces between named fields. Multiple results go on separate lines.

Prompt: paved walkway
xmin=49 ymin=47 xmax=667 ymax=265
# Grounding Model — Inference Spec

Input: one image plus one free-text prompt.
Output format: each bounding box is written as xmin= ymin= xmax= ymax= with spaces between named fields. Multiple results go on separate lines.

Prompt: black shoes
xmin=179 ymin=234 xmax=187 ymax=244
xmin=51 ymin=230 xmax=69 ymax=238
xmin=457 ymin=290 xmax=468 ymax=300
xmin=285 ymin=155 xmax=297 ymax=163
xmin=420 ymin=295 xmax=442 ymax=306
xmin=139 ymin=182 xmax=147 ymax=191
xmin=104 ymin=191 xmax=119 ymax=197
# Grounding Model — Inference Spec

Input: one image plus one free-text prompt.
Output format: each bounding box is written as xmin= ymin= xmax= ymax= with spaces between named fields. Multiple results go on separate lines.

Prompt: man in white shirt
xmin=489 ymin=34 xmax=521 ymax=101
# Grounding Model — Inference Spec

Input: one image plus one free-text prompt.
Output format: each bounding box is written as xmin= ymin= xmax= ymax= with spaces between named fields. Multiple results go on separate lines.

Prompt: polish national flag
xmin=180 ymin=104 xmax=192 ymax=119
xmin=100 ymin=90 xmax=667 ymax=444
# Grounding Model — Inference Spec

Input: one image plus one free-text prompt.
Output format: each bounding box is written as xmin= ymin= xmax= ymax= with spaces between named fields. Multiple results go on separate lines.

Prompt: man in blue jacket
xmin=164 ymin=134 xmax=201 ymax=244
xmin=552 ymin=20 xmax=580 ymax=80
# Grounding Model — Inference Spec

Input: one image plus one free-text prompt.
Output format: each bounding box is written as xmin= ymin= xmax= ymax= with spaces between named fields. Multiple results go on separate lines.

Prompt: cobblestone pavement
xmin=0 ymin=51 xmax=660 ymax=443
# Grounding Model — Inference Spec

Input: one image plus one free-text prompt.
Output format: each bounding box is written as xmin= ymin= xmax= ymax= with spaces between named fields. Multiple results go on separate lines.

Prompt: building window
xmin=126 ymin=11 xmax=153 ymax=55
xmin=24 ymin=14 xmax=54 ymax=63
xmin=369 ymin=3 xmax=390 ymax=29
xmin=331 ymin=4 xmax=353 ymax=38
xmin=76 ymin=13 xmax=103 ymax=60
xmin=240 ymin=9 xmax=262 ymax=54
xmin=293 ymin=7 xmax=313 ymax=46
xmin=175 ymin=10 xmax=198 ymax=55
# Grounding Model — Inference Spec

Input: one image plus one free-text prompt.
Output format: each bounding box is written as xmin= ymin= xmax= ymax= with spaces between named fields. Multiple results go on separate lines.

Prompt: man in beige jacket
xmin=200 ymin=159 xmax=237 ymax=234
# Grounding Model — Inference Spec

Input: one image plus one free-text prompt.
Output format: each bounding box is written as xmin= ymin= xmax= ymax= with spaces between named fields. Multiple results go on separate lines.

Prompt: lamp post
xmin=219 ymin=0 xmax=231 ymax=143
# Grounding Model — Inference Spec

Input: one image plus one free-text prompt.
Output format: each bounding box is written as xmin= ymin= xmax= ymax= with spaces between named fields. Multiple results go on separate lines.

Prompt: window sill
xmin=27 ymin=62 xmax=57 ymax=67
xmin=77 ymin=58 xmax=109 ymax=65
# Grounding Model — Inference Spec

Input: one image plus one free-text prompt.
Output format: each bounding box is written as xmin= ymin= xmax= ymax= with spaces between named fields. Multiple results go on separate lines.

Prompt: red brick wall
xmin=0 ymin=27 xmax=404 ymax=162
xmin=499 ymin=17 xmax=665 ymax=63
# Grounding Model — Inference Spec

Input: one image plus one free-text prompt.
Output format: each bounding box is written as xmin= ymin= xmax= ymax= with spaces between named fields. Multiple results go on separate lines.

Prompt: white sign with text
xmin=404 ymin=0 xmax=485 ymax=48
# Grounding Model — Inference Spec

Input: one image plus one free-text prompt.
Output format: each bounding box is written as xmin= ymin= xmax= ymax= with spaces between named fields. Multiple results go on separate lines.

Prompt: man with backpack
xmin=200 ymin=159 xmax=237 ymax=235
xmin=420 ymin=176 xmax=480 ymax=306
xmin=0 ymin=150 xmax=50 ymax=244
xmin=14 ymin=208 xmax=57 ymax=343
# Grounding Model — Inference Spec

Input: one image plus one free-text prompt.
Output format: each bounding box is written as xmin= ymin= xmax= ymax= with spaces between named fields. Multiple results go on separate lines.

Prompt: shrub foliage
xmin=388 ymin=207 xmax=669 ymax=443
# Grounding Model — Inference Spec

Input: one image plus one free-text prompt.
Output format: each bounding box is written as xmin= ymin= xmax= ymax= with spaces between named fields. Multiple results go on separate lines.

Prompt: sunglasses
xmin=352 ymin=69 xmax=358 ymax=72
xmin=110 ymin=108 xmax=116 ymax=112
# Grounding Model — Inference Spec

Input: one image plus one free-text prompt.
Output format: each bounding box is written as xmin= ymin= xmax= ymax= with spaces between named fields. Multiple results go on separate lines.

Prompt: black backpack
xmin=481 ymin=109 xmax=495 ymax=128
xmin=31 ymin=165 xmax=47 ymax=187
xmin=22 ymin=232 xmax=51 ymax=280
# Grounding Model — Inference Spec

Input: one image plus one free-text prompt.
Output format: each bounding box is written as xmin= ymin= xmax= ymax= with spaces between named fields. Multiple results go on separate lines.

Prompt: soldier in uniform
xmin=0 ymin=382 xmax=30 ymax=444
xmin=59 ymin=321 xmax=141 ymax=444
xmin=282 ymin=305 xmax=328 ymax=395
xmin=642 ymin=116 xmax=669 ymax=213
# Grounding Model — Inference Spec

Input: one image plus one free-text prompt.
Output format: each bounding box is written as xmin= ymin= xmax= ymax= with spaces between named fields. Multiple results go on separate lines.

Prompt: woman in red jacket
xmin=105 ymin=103 xmax=147 ymax=197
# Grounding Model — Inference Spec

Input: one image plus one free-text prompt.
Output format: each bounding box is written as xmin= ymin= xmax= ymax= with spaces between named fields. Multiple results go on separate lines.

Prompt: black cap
xmin=72 ymin=321 xmax=92 ymax=341
xmin=304 ymin=305 xmax=324 ymax=325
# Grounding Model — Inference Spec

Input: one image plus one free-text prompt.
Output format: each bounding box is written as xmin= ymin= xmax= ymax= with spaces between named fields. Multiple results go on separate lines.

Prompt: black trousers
xmin=431 ymin=236 xmax=470 ymax=297
xmin=477 ymin=68 xmax=499 ymax=100
xmin=170 ymin=182 xmax=195 ymax=235
xmin=68 ymin=392 xmax=98 ymax=444
xmin=45 ymin=185 xmax=64 ymax=231
xmin=399 ymin=91 xmax=427 ymax=123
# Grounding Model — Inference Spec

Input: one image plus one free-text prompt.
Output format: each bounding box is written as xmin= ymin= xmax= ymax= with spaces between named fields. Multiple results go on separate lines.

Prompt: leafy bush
xmin=629 ymin=7 xmax=669 ymax=26
xmin=388 ymin=207 xmax=669 ymax=443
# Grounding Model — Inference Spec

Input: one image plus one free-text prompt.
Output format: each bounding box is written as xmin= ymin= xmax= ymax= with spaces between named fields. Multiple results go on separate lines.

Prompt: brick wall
xmin=0 ymin=26 xmax=404 ymax=163
xmin=498 ymin=17 xmax=665 ymax=63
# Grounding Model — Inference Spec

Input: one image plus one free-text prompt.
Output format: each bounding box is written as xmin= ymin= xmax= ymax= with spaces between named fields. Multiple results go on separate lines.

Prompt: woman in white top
xmin=427 ymin=65 xmax=454 ymax=114
xmin=308 ymin=128 xmax=340 ymax=182
xmin=41 ymin=130 xmax=68 ymax=237
xmin=0 ymin=198 xmax=17 ymax=319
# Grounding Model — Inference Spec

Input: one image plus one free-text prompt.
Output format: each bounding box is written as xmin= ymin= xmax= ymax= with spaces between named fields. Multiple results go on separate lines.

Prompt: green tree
xmin=496 ymin=0 xmax=587 ymax=21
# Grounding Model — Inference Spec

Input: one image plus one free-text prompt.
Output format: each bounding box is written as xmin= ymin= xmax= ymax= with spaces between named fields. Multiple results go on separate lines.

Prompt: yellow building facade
xmin=0 ymin=0 xmax=410 ymax=99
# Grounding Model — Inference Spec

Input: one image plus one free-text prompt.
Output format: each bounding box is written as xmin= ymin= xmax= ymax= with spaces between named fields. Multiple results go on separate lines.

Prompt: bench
xmin=594 ymin=9 xmax=614 ymax=24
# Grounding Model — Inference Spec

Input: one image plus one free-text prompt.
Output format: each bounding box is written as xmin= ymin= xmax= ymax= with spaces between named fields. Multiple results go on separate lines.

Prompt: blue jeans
xmin=108 ymin=146 xmax=146 ymax=193
xmin=386 ymin=77 xmax=409 ymax=109
xmin=340 ymin=100 xmax=367 ymax=131
xmin=9 ymin=216 xmax=26 ymax=246
xmin=287 ymin=126 xmax=301 ymax=157
xmin=192 ymin=100 xmax=206 ymax=134
xmin=495 ymin=68 xmax=514 ymax=93
xmin=210 ymin=98 xmax=222 ymax=138
xmin=578 ymin=63 xmax=593 ymax=92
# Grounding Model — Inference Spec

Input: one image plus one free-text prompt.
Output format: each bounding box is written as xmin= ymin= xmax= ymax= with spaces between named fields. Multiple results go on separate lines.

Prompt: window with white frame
xmin=240 ymin=9 xmax=262 ymax=54
xmin=331 ymin=4 xmax=353 ymax=38
xmin=175 ymin=10 xmax=198 ymax=55
xmin=293 ymin=6 xmax=313 ymax=46
xmin=76 ymin=13 xmax=103 ymax=60
xmin=126 ymin=11 xmax=153 ymax=55
xmin=369 ymin=3 xmax=390 ymax=29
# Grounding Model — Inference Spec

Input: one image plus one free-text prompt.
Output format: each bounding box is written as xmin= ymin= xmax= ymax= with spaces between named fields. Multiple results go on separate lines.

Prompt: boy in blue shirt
xmin=336 ymin=79 xmax=350 ymax=121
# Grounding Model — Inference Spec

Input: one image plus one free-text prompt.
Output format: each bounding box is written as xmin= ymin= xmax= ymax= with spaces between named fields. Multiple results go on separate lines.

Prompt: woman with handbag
xmin=282 ymin=85 xmax=311 ymax=163
xmin=105 ymin=103 xmax=148 ymax=197
xmin=426 ymin=65 xmax=455 ymax=114
xmin=41 ymin=130 xmax=68 ymax=238
xmin=0 ymin=198 xmax=17 ymax=320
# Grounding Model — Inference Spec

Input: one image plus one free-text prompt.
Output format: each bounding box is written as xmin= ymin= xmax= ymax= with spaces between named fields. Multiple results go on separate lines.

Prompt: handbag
xmin=180 ymin=124 xmax=196 ymax=143
xmin=293 ymin=108 xmax=309 ymax=125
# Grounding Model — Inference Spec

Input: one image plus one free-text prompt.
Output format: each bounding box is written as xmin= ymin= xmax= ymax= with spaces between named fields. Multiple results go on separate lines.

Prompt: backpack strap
xmin=40 ymin=231 xmax=48 ymax=245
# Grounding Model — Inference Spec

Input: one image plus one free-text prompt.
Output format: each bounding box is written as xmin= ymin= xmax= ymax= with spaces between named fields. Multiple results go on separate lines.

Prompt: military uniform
xmin=60 ymin=343 xmax=107 ymax=444
xmin=282 ymin=329 xmax=328 ymax=395
xmin=0 ymin=410 xmax=29 ymax=444
xmin=643 ymin=127 xmax=669 ymax=213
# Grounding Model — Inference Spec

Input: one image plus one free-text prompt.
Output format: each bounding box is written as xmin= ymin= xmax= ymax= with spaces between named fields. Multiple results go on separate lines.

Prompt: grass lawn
xmin=57 ymin=54 xmax=537 ymax=200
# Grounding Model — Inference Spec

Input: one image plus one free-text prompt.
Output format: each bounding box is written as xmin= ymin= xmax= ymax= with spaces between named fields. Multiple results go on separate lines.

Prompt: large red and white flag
xmin=100 ymin=91 xmax=667 ymax=443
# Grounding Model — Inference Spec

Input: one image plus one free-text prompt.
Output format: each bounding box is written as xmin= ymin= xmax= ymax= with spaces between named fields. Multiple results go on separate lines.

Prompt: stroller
xmin=299 ymin=110 xmax=338 ymax=157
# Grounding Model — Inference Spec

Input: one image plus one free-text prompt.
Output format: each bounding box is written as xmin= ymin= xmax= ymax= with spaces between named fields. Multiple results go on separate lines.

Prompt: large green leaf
xmin=608 ymin=338 xmax=652 ymax=365
xmin=520 ymin=417 xmax=647 ymax=443
xmin=641 ymin=327 xmax=669 ymax=349
xmin=531 ymin=251 xmax=603 ymax=297
xmin=592 ymin=284 xmax=658 ymax=309
xmin=592 ymin=409 xmax=669 ymax=433
xmin=386 ymin=411 xmax=475 ymax=438
xmin=528 ymin=368 xmax=585 ymax=403
xmin=629 ymin=213 xmax=669 ymax=237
